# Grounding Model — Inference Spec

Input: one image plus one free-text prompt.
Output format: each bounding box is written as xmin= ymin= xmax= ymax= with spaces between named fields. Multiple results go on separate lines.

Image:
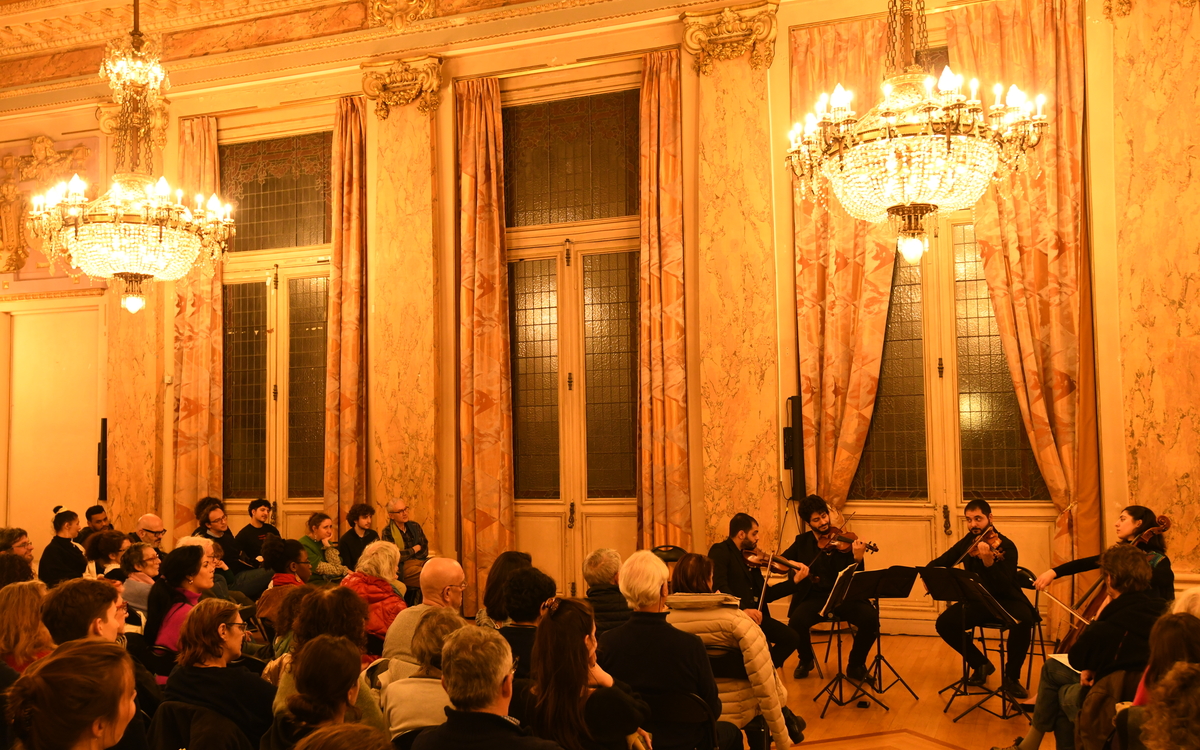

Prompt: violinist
xmin=708 ymin=513 xmax=803 ymax=668
xmin=780 ymin=495 xmax=879 ymax=685
xmin=929 ymin=500 xmax=1037 ymax=700
xmin=1032 ymin=504 xmax=1174 ymax=602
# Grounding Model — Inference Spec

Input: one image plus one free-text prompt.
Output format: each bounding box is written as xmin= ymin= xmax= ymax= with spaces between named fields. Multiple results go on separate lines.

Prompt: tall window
xmin=219 ymin=132 xmax=332 ymax=502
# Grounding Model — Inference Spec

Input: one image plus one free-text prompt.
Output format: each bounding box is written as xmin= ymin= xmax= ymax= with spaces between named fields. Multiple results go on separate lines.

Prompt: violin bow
xmin=757 ymin=481 xmax=798 ymax=611
xmin=1039 ymin=589 xmax=1093 ymax=625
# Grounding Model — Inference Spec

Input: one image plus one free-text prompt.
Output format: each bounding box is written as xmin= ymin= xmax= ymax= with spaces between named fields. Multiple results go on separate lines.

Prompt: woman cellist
xmin=1033 ymin=505 xmax=1174 ymax=602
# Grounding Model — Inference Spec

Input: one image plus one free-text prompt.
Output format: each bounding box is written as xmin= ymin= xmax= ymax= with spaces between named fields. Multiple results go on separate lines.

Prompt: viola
xmin=743 ymin=548 xmax=807 ymax=576
xmin=967 ymin=526 xmax=1005 ymax=562
xmin=815 ymin=525 xmax=880 ymax=555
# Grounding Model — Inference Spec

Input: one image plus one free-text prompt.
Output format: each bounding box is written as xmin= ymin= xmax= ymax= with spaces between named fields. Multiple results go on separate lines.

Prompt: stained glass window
xmin=502 ymin=90 xmax=640 ymax=227
xmin=218 ymin=133 xmax=333 ymax=252
xmin=223 ymin=283 xmax=268 ymax=498
xmin=509 ymin=259 xmax=561 ymax=498
xmin=583 ymin=252 xmax=638 ymax=497
xmin=288 ymin=277 xmax=328 ymax=498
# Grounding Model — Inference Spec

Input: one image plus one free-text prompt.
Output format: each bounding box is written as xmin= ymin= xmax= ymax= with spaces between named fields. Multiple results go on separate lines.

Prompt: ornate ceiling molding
xmin=680 ymin=0 xmax=777 ymax=76
xmin=361 ymin=54 xmax=442 ymax=118
xmin=367 ymin=0 xmax=434 ymax=30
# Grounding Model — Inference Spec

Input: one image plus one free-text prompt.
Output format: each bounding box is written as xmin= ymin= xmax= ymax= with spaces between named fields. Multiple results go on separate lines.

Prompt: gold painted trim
xmin=681 ymin=1 xmax=779 ymax=75
xmin=0 ymin=287 xmax=106 ymax=301
xmin=362 ymin=55 xmax=442 ymax=119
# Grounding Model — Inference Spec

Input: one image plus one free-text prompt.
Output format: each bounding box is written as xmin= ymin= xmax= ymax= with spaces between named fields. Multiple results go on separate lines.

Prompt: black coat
xmin=38 ymin=535 xmax=87 ymax=586
xmin=1067 ymin=590 xmax=1166 ymax=679
xmin=708 ymin=538 xmax=795 ymax=613
xmin=411 ymin=708 xmax=564 ymax=750
xmin=384 ymin=521 xmax=429 ymax=561
xmin=929 ymin=529 xmax=1033 ymax=614
xmin=337 ymin=527 xmax=379 ymax=571
xmin=510 ymin=679 xmax=649 ymax=750
xmin=148 ymin=702 xmax=252 ymax=750
xmin=780 ymin=531 xmax=863 ymax=611
xmin=1054 ymin=548 xmax=1175 ymax=602
xmin=235 ymin=523 xmax=281 ymax=565
xmin=164 ymin=664 xmax=277 ymax=746
xmin=201 ymin=530 xmax=248 ymax=574
xmin=585 ymin=584 xmax=632 ymax=636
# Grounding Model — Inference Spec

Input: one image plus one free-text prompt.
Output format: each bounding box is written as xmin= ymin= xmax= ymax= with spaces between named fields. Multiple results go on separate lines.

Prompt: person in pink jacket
xmin=340 ymin=540 xmax=407 ymax=656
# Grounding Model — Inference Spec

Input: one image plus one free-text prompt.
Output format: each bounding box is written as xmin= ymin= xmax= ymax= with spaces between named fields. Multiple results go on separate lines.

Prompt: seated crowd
xmin=0 ymin=498 xmax=1199 ymax=750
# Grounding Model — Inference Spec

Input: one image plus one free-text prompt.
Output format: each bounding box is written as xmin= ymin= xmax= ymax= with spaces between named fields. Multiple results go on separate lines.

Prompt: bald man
xmin=382 ymin=557 xmax=465 ymax=679
xmin=128 ymin=514 xmax=167 ymax=558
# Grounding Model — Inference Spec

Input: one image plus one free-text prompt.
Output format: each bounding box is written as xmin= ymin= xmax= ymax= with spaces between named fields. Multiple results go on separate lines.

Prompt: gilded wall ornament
xmin=0 ymin=137 xmax=92 ymax=273
xmin=362 ymin=55 xmax=443 ymax=119
xmin=681 ymin=1 xmax=778 ymax=76
xmin=368 ymin=0 xmax=434 ymax=30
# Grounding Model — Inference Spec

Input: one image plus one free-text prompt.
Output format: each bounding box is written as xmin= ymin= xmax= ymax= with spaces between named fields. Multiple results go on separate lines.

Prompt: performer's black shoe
xmin=846 ymin=663 xmax=875 ymax=687
xmin=967 ymin=660 xmax=995 ymax=686
xmin=793 ymin=658 xmax=815 ymax=679
xmin=781 ymin=706 xmax=806 ymax=744
xmin=1002 ymin=676 xmax=1029 ymax=700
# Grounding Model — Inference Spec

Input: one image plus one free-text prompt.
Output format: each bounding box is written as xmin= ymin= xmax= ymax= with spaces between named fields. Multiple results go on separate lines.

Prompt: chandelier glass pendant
xmin=786 ymin=0 xmax=1047 ymax=263
xmin=27 ymin=0 xmax=232 ymax=313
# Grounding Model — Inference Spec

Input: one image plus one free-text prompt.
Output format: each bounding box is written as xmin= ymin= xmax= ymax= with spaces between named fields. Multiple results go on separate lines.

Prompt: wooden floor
xmin=779 ymin=635 xmax=1050 ymax=750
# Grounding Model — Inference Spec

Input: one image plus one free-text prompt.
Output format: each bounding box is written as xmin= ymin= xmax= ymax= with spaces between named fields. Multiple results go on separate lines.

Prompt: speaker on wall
xmin=97 ymin=417 xmax=108 ymax=501
xmin=784 ymin=396 xmax=806 ymax=499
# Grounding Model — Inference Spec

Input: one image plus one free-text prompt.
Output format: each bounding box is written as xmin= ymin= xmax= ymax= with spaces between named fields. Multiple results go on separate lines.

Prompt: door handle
xmin=568 ymin=501 xmax=575 ymax=529
xmin=942 ymin=505 xmax=952 ymax=536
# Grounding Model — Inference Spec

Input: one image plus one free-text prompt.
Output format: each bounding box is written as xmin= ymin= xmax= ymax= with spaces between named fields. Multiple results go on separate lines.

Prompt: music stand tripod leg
xmin=812 ymin=623 xmax=889 ymax=718
xmin=867 ymin=599 xmax=918 ymax=700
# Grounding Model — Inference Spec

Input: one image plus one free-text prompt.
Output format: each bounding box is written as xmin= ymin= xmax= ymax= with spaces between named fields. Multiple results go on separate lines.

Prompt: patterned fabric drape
xmin=173 ymin=116 xmax=223 ymax=542
xmin=947 ymin=0 xmax=1094 ymax=634
xmin=792 ymin=19 xmax=895 ymax=506
xmin=457 ymin=78 xmax=515 ymax=615
xmin=638 ymin=50 xmax=691 ymax=550
xmin=324 ymin=96 xmax=369 ymax=525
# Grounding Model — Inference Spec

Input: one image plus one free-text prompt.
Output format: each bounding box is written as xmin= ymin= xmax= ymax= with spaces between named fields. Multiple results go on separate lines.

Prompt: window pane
xmin=219 ymin=133 xmax=333 ymax=252
xmin=509 ymin=259 xmax=560 ymax=498
xmin=503 ymin=89 xmax=640 ymax=227
xmin=287 ymin=277 xmax=328 ymax=498
xmin=849 ymin=256 xmax=928 ymax=499
xmin=223 ymin=283 xmax=268 ymax=498
xmin=583 ymin=252 xmax=638 ymax=498
xmin=954 ymin=225 xmax=1049 ymax=499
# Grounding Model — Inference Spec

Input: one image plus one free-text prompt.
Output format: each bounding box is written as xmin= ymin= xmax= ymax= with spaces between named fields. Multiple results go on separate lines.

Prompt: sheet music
xmin=820 ymin=562 xmax=860 ymax=618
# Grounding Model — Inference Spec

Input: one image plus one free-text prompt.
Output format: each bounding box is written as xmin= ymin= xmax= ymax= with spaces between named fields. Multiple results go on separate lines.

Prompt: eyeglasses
xmin=13 ymin=541 xmax=33 ymax=550
xmin=445 ymin=581 xmax=468 ymax=591
xmin=510 ymin=657 xmax=520 ymax=676
xmin=227 ymin=621 xmax=247 ymax=631
xmin=389 ymin=507 xmax=410 ymax=514
xmin=209 ymin=514 xmax=228 ymax=524
xmin=139 ymin=529 xmax=167 ymax=538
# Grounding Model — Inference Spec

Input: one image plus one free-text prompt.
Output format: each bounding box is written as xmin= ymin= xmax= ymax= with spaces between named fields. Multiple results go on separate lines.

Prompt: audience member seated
xmin=38 ymin=505 xmax=88 ymax=587
xmin=293 ymin=723 xmax=392 ymax=750
xmin=259 ymin=536 xmax=314 ymax=631
xmin=270 ymin=585 xmax=319 ymax=658
xmin=85 ymin=530 xmax=131 ymax=579
xmin=5 ymin=639 xmax=138 ymax=750
xmin=411 ymin=626 xmax=562 ymax=750
xmin=144 ymin=545 xmax=215 ymax=682
xmin=597 ymin=550 xmax=742 ymax=750
xmin=1142 ymin=662 xmax=1200 ymax=750
xmin=516 ymin=598 xmax=649 ymax=750
xmin=165 ymin=598 xmax=277 ymax=746
xmin=381 ymin=500 xmax=429 ymax=596
xmin=236 ymin=498 xmax=281 ymax=564
xmin=476 ymin=550 xmax=531 ymax=629
xmin=1173 ymin=585 xmax=1200 ymax=616
xmin=263 ymin=635 xmax=364 ymax=750
xmin=1133 ymin=613 xmax=1200 ymax=706
xmin=176 ymin=535 xmax=236 ymax=601
xmin=0 ymin=580 xmax=54 ymax=673
xmin=338 ymin=504 xmax=380 ymax=573
xmin=383 ymin=557 xmax=466 ymax=679
xmin=499 ymin=567 xmax=556 ymax=679
xmin=120 ymin=542 xmax=161 ymax=614
xmin=77 ymin=504 xmax=114 ymax=546
xmin=992 ymin=544 xmax=1166 ymax=750
xmin=0 ymin=552 xmax=34 ymax=589
xmin=128 ymin=514 xmax=167 ymax=556
xmin=0 ymin=527 xmax=35 ymax=563
xmin=582 ymin=549 xmax=631 ymax=637
xmin=301 ymin=512 xmax=351 ymax=584
xmin=199 ymin=501 xmax=273 ymax=599
xmin=382 ymin=607 xmax=466 ymax=738
xmin=193 ymin=496 xmax=225 ymax=536
xmin=666 ymin=553 xmax=802 ymax=749
xmin=341 ymin=540 xmax=407 ymax=655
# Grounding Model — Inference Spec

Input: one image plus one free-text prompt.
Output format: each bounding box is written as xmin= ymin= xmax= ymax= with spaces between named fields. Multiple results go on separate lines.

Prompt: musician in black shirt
xmin=781 ymin=495 xmax=879 ymax=684
xmin=929 ymin=500 xmax=1037 ymax=700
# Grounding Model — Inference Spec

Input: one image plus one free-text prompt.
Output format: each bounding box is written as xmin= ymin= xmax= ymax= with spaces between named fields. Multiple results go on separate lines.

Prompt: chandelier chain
xmin=915 ymin=0 xmax=928 ymax=65
xmin=886 ymin=0 xmax=899 ymax=75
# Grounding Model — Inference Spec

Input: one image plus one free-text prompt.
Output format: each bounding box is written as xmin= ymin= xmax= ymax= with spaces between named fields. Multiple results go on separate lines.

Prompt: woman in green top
xmin=299 ymin=513 xmax=350 ymax=584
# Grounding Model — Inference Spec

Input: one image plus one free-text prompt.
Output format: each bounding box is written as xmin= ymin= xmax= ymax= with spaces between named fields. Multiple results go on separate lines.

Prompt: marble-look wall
xmin=1113 ymin=1 xmax=1200 ymax=573
xmin=369 ymin=102 xmax=440 ymax=550
xmin=695 ymin=58 xmax=781 ymax=549
xmin=106 ymin=286 xmax=164 ymax=533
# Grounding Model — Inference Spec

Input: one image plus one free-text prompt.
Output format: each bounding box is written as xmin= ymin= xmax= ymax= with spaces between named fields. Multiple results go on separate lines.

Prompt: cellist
xmin=1032 ymin=504 xmax=1175 ymax=602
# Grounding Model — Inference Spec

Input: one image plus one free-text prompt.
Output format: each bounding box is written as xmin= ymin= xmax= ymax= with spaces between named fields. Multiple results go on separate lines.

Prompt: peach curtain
xmin=457 ymin=78 xmax=515 ymax=614
xmin=791 ymin=20 xmax=896 ymax=506
xmin=324 ymin=96 xmax=369 ymax=526
xmin=638 ymin=50 xmax=691 ymax=550
xmin=173 ymin=116 xmax=223 ymax=542
xmin=947 ymin=0 xmax=1095 ymax=635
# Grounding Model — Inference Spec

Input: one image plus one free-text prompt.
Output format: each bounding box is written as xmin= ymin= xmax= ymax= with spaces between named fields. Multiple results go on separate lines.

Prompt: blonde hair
xmin=177 ymin=535 xmax=214 ymax=554
xmin=356 ymin=541 xmax=401 ymax=581
xmin=618 ymin=550 xmax=669 ymax=610
xmin=441 ymin=625 xmax=511 ymax=710
xmin=0 ymin=580 xmax=55 ymax=666
xmin=1172 ymin=586 xmax=1200 ymax=617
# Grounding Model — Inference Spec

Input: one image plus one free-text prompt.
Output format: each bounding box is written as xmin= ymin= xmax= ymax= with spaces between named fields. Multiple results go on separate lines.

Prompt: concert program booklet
xmin=820 ymin=562 xmax=861 ymax=618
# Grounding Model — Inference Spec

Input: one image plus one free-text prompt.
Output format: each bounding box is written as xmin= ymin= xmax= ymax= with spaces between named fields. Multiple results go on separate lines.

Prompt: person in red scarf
xmin=258 ymin=536 xmax=313 ymax=634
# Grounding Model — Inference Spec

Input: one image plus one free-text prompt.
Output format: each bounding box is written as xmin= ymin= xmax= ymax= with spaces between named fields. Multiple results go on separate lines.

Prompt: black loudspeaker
xmin=784 ymin=396 xmax=806 ymax=497
xmin=97 ymin=418 xmax=108 ymax=501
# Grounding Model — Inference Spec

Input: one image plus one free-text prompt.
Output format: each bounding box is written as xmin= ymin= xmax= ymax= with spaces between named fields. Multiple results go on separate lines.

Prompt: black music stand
xmin=918 ymin=566 xmax=1028 ymax=723
xmin=844 ymin=565 xmax=920 ymax=699
xmin=813 ymin=564 xmax=889 ymax=718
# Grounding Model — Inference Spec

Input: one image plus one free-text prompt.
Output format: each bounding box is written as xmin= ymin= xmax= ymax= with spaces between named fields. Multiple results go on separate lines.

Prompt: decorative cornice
xmin=680 ymin=1 xmax=777 ymax=76
xmin=361 ymin=55 xmax=442 ymax=119
xmin=0 ymin=286 xmax=106 ymax=301
xmin=368 ymin=0 xmax=434 ymax=30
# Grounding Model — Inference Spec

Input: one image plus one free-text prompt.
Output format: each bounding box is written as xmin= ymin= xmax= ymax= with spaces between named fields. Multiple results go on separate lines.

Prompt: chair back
xmin=640 ymin=692 xmax=718 ymax=750
xmin=393 ymin=726 xmax=433 ymax=750
xmin=148 ymin=701 xmax=253 ymax=750
xmin=651 ymin=546 xmax=688 ymax=563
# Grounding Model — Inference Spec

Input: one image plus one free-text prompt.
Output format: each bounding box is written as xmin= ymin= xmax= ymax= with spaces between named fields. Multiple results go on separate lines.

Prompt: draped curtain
xmin=457 ymin=78 xmax=515 ymax=614
xmin=947 ymin=0 xmax=1097 ymax=634
xmin=324 ymin=96 xmax=369 ymax=525
xmin=638 ymin=49 xmax=691 ymax=550
xmin=173 ymin=116 xmax=223 ymax=542
xmin=792 ymin=19 xmax=896 ymax=506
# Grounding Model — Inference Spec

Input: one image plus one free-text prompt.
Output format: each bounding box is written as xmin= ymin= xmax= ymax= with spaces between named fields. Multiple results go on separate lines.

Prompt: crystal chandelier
xmin=26 ymin=0 xmax=232 ymax=313
xmin=786 ymin=0 xmax=1047 ymax=263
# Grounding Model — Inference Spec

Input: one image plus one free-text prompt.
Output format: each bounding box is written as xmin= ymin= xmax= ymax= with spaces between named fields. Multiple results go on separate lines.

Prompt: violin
xmin=815 ymin=526 xmax=880 ymax=555
xmin=743 ymin=548 xmax=807 ymax=575
xmin=949 ymin=524 xmax=1005 ymax=567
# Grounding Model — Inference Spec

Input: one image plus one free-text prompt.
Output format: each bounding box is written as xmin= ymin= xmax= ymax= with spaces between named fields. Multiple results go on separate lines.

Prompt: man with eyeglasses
xmin=382 ymin=499 xmax=430 ymax=596
xmin=0 ymin=527 xmax=35 ymax=563
xmin=129 ymin=514 xmax=167 ymax=557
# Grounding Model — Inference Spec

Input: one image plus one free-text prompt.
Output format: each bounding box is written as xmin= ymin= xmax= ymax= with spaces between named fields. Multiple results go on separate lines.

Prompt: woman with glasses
xmin=144 ymin=546 xmax=215 ymax=682
xmin=165 ymin=598 xmax=278 ymax=747
xmin=120 ymin=542 xmax=161 ymax=614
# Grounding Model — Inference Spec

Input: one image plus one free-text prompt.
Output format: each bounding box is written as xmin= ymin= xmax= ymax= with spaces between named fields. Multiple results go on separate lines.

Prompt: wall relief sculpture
xmin=0 ymin=136 xmax=94 ymax=275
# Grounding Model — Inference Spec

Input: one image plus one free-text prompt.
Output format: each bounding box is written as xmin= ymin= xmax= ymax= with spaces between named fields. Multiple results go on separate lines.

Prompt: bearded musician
xmin=780 ymin=495 xmax=880 ymax=685
xmin=929 ymin=499 xmax=1037 ymax=700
